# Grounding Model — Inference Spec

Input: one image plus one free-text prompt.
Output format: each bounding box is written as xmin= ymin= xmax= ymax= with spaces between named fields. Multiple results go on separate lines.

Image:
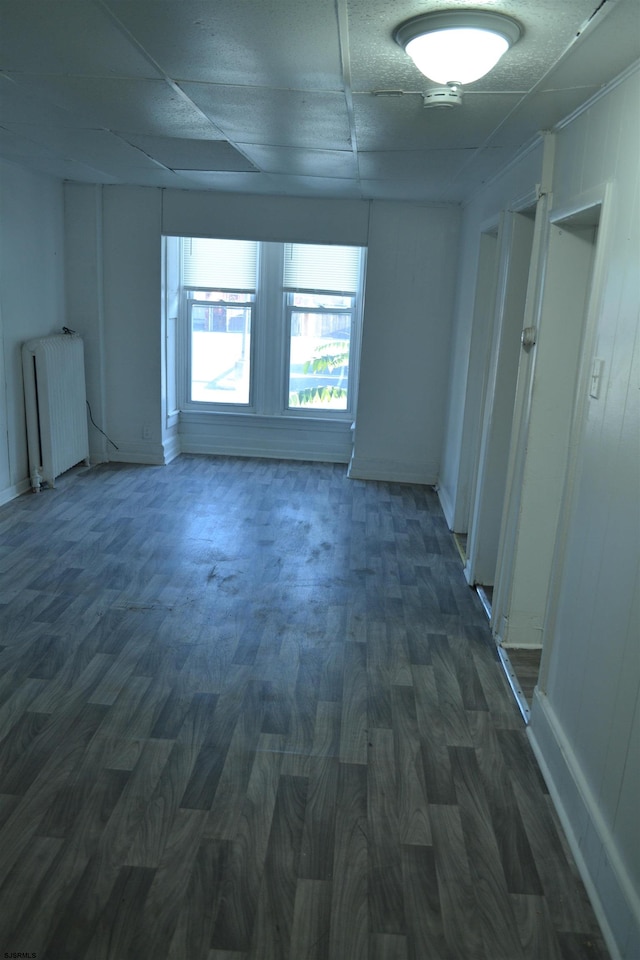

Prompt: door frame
xmin=465 ymin=201 xmax=537 ymax=588
xmin=491 ymin=187 xmax=554 ymax=640
xmin=536 ymin=182 xmax=615 ymax=691
xmin=494 ymin=182 xmax=614 ymax=659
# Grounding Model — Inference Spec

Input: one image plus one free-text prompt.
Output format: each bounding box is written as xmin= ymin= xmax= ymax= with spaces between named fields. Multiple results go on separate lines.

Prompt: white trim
xmin=464 ymin=209 xmax=513 ymax=586
xmin=490 ymin=184 xmax=554 ymax=648
xmin=436 ymin=482 xmax=455 ymax=530
xmin=529 ymin=690 xmax=640 ymax=960
xmin=448 ymin=220 xmax=501 ymax=538
xmin=464 ymin=60 xmax=639 ymax=211
xmin=95 ymin=186 xmax=108 ymax=463
xmin=464 ymin=135 xmax=543 ymax=208
xmin=496 ymin=645 xmax=530 ymax=723
xmin=162 ymin=432 xmax=181 ymax=464
xmin=348 ymin=455 xmax=437 ymax=485
xmin=549 ymin=183 xmax=610 ymax=227
xmin=509 ymin=188 xmax=538 ymax=214
xmin=553 ymin=60 xmax=640 ymax=133
xmin=538 ymin=181 xmax=614 ymax=692
xmin=107 ymin=440 xmax=166 ymax=466
xmin=180 ymin=411 xmax=352 ymax=464
xmin=0 ymin=477 xmax=31 ymax=507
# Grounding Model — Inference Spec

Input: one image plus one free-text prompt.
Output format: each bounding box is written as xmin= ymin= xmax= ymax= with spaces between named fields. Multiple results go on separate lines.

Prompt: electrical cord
xmin=86 ymin=400 xmax=119 ymax=450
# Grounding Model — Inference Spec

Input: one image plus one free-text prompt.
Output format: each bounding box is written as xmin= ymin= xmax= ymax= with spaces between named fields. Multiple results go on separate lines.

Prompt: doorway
xmin=493 ymin=198 xmax=604 ymax=718
xmin=464 ymin=209 xmax=536 ymax=602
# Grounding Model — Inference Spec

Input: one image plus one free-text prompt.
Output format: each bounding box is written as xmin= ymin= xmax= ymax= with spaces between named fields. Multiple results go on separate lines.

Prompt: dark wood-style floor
xmin=0 ymin=456 xmax=608 ymax=960
xmin=506 ymin=649 xmax=543 ymax=707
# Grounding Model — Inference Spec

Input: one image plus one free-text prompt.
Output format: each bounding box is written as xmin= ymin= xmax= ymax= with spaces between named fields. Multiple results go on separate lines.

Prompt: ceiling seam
xmin=334 ymin=0 xmax=360 ymax=193
xmin=96 ymin=0 xmax=260 ymax=175
xmin=435 ymin=0 xmax=624 ymax=201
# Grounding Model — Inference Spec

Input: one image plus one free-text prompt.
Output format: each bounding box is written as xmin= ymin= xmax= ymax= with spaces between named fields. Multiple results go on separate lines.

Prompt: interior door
xmin=465 ymin=210 xmax=536 ymax=590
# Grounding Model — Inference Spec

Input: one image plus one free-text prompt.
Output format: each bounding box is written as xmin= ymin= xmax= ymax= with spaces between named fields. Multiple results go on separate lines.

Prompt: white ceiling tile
xmin=359 ymin=148 xmax=475 ymax=181
xmin=238 ymin=145 xmax=358 ymax=179
xmin=0 ymin=76 xmax=82 ymax=128
xmin=491 ymin=86 xmax=602 ymax=147
xmin=436 ymin=146 xmax=528 ymax=202
xmin=353 ymin=91 xmax=524 ymax=151
xmin=4 ymin=75 xmax=223 ymax=139
xmin=0 ymin=124 xmax=61 ymax=161
xmin=110 ymin=168 xmax=200 ymax=188
xmin=0 ymin=0 xmax=637 ymax=200
xmin=0 ymin=1 xmax=162 ymax=79
xmin=359 ymin=178 xmax=449 ymax=201
xmin=536 ymin=0 xmax=640 ymax=92
xmin=255 ymin=174 xmax=363 ymax=198
xmin=172 ymin=170 xmax=280 ymax=194
xmin=120 ymin=135 xmax=257 ymax=172
xmin=0 ymin=128 xmax=121 ymax=182
xmin=2 ymin=125 xmax=162 ymax=170
xmin=104 ymin=0 xmax=343 ymax=89
xmin=179 ymin=84 xmax=352 ymax=150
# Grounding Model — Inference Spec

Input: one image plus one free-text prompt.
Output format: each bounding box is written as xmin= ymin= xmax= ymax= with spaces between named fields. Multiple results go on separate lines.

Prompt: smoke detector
xmin=423 ymin=83 xmax=463 ymax=108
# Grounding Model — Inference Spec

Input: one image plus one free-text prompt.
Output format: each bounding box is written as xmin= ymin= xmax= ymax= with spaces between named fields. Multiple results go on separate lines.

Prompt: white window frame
xmin=174 ymin=237 xmax=365 ymax=422
xmin=185 ymin=288 xmax=257 ymax=411
xmin=283 ymin=289 xmax=358 ymax=420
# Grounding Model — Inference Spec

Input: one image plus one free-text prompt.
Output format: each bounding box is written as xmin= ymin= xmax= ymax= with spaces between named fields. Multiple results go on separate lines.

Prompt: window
xmin=189 ymin=291 xmax=254 ymax=404
xmin=182 ymin=238 xmax=257 ymax=405
xmin=174 ymin=237 xmax=365 ymax=420
xmin=284 ymin=243 xmax=361 ymax=412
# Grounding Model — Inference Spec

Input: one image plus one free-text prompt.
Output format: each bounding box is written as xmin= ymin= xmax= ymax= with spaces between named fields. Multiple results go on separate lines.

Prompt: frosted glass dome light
xmin=394 ymin=11 xmax=521 ymax=86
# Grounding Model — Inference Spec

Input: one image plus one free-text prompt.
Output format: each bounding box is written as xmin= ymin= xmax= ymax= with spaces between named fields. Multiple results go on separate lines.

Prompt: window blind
xmin=283 ymin=243 xmax=361 ymax=293
xmin=182 ymin=238 xmax=258 ymax=290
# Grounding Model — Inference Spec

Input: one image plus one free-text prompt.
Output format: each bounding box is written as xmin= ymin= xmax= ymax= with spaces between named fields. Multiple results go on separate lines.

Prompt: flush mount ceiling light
xmin=394 ymin=10 xmax=521 ymax=106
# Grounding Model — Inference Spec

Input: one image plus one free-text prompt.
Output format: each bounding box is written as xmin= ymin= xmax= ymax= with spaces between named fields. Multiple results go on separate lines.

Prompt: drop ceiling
xmin=0 ymin=0 xmax=638 ymax=203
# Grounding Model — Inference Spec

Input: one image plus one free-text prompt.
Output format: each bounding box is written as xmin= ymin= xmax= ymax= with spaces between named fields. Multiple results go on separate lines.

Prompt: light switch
xmin=590 ymin=358 xmax=604 ymax=399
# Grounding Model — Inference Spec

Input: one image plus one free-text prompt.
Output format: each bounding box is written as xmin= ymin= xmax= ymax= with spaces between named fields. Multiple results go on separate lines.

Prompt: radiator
xmin=22 ymin=334 xmax=90 ymax=492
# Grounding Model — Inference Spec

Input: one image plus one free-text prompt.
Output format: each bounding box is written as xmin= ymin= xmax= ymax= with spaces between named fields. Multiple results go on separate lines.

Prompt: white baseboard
xmin=501 ymin=615 xmax=545 ymax=649
xmin=181 ymin=438 xmax=349 ymax=464
xmin=528 ymin=690 xmax=640 ymax=960
xmin=347 ymin=455 xmax=436 ymax=485
xmin=500 ymin=641 xmax=544 ymax=650
xmin=162 ymin=433 xmax=181 ymax=464
xmin=107 ymin=440 xmax=166 ymax=466
xmin=436 ymin=482 xmax=456 ymax=529
xmin=0 ymin=477 xmax=31 ymax=507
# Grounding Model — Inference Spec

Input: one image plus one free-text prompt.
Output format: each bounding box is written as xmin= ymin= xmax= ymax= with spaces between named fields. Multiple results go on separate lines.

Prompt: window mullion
xmin=254 ymin=242 xmax=285 ymax=416
xmin=176 ymin=291 xmax=190 ymax=410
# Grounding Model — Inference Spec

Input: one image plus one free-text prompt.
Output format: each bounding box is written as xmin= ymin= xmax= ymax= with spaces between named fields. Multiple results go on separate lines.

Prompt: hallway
xmin=0 ymin=456 xmax=608 ymax=959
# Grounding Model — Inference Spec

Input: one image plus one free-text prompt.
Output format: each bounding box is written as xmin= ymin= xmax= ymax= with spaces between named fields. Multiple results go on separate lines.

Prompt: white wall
xmin=349 ymin=201 xmax=461 ymax=484
xmin=102 ymin=187 xmax=164 ymax=464
xmin=64 ymin=185 xmax=106 ymax=464
xmin=529 ymin=68 xmax=640 ymax=960
xmin=161 ymin=189 xmax=370 ymax=246
xmin=0 ymin=160 xmax=66 ymax=504
xmin=438 ymin=144 xmax=543 ymax=529
xmin=64 ymin=186 xmax=461 ymax=479
xmin=66 ymin=185 xmax=166 ymax=465
xmin=440 ymin=65 xmax=640 ymax=960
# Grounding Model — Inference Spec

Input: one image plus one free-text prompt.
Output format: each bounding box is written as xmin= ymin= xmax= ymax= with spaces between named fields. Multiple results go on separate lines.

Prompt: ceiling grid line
xmin=0 ymin=0 xmax=636 ymax=201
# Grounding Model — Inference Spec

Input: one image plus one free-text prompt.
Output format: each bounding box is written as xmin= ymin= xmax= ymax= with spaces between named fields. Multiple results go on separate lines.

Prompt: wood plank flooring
xmin=0 ymin=456 xmax=609 ymax=959
xmin=506 ymin=650 xmax=543 ymax=706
